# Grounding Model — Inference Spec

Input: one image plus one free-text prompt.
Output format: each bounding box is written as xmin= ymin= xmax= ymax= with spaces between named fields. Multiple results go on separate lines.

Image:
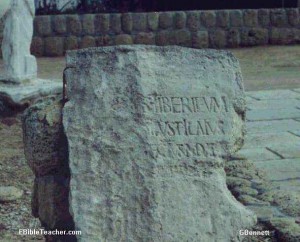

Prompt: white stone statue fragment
xmin=1 ymin=0 xmax=37 ymax=83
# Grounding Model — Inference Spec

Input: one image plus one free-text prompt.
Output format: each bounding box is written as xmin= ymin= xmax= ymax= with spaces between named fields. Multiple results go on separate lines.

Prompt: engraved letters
xmin=142 ymin=95 xmax=229 ymax=114
xmin=143 ymin=94 xmax=231 ymax=160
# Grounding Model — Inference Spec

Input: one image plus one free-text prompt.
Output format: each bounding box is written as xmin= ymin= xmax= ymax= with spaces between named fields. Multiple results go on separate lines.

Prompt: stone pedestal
xmin=0 ymin=79 xmax=62 ymax=117
xmin=63 ymin=45 xmax=256 ymax=241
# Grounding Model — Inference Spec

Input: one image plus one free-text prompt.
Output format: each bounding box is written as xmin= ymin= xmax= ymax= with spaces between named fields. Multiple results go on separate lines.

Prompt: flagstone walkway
xmin=239 ymin=88 xmax=300 ymax=192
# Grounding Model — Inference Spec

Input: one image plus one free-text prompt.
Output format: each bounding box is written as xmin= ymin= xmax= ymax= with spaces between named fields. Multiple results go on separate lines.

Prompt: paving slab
xmin=238 ymin=148 xmax=281 ymax=161
xmin=247 ymin=99 xmax=300 ymax=110
xmin=254 ymin=159 xmax=300 ymax=190
xmin=247 ymin=90 xmax=300 ymax=100
xmin=267 ymin=144 xmax=300 ymax=159
xmin=246 ymin=95 xmax=258 ymax=102
xmin=243 ymin=132 xmax=300 ymax=149
xmin=290 ymin=130 xmax=300 ymax=137
xmin=246 ymin=108 xmax=300 ymax=121
xmin=246 ymin=120 xmax=300 ymax=134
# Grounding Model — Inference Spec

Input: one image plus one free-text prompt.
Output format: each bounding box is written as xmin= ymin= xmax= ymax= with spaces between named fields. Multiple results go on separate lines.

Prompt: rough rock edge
xmin=22 ymin=96 xmax=77 ymax=242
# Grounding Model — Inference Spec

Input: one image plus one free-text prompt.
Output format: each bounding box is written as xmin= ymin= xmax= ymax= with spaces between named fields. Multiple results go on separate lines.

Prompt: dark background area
xmin=36 ymin=0 xmax=299 ymax=15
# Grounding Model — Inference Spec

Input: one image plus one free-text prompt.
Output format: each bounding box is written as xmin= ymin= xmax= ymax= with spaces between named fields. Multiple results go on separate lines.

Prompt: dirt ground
xmin=0 ymin=45 xmax=299 ymax=241
xmin=0 ymin=116 xmax=44 ymax=241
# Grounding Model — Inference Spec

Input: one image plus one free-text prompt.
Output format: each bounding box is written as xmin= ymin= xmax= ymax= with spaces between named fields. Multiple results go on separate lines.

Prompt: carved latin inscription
xmin=142 ymin=95 xmax=229 ymax=114
xmin=141 ymin=94 xmax=232 ymax=160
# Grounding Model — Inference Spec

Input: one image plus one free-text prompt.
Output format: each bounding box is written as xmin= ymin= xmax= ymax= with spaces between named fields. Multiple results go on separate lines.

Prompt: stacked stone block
xmin=27 ymin=8 xmax=300 ymax=56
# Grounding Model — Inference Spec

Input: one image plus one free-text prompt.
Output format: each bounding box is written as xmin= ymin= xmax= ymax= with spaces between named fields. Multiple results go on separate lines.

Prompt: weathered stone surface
xmin=34 ymin=16 xmax=52 ymax=36
xmin=95 ymin=36 xmax=104 ymax=47
xmin=33 ymin=175 xmax=75 ymax=240
xmin=63 ymin=46 xmax=256 ymax=241
xmin=65 ymin=36 xmax=79 ymax=51
xmin=22 ymin=98 xmax=67 ymax=177
xmin=270 ymin=9 xmax=287 ymax=27
xmin=268 ymin=144 xmax=300 ymax=159
xmin=246 ymin=118 xmax=300 ymax=134
xmin=31 ymin=37 xmax=44 ymax=57
xmin=67 ymin=15 xmax=82 ymax=35
xmin=230 ymin=10 xmax=243 ymax=27
xmin=201 ymin=11 xmax=216 ymax=27
xmin=175 ymin=29 xmax=191 ymax=46
xmin=287 ymin=9 xmax=299 ymax=27
xmin=247 ymin=98 xmax=300 ymax=111
xmin=134 ymin=32 xmax=155 ymax=45
xmin=53 ymin=15 xmax=67 ymax=35
xmin=82 ymin=14 xmax=95 ymax=35
xmin=94 ymin=14 xmax=109 ymax=34
xmin=216 ymin=10 xmax=229 ymax=27
xmin=244 ymin=132 xmax=300 ymax=149
xmin=0 ymin=79 xmax=62 ymax=107
xmin=186 ymin=11 xmax=200 ymax=31
xmin=174 ymin=12 xmax=186 ymax=29
xmin=255 ymin=159 xmax=300 ymax=193
xmin=147 ymin=12 xmax=159 ymax=31
xmin=155 ymin=31 xmax=170 ymax=46
xmin=44 ymin=37 xmax=64 ymax=56
xmin=133 ymin=13 xmax=147 ymax=31
xmin=80 ymin=36 xmax=95 ymax=49
xmin=247 ymin=107 xmax=300 ymax=121
xmin=271 ymin=28 xmax=297 ymax=44
xmin=0 ymin=186 xmax=23 ymax=202
xmin=102 ymin=35 xmax=115 ymax=46
xmin=258 ymin=9 xmax=270 ymax=27
xmin=227 ymin=28 xmax=240 ymax=47
xmin=240 ymin=28 xmax=268 ymax=46
xmin=115 ymin=34 xmax=133 ymax=45
xmin=1 ymin=0 xmax=37 ymax=83
xmin=121 ymin=13 xmax=132 ymax=33
xmin=247 ymin=89 xmax=300 ymax=100
xmin=209 ymin=30 xmax=227 ymax=48
xmin=159 ymin=12 xmax=173 ymax=29
xmin=191 ymin=31 xmax=208 ymax=48
xmin=237 ymin=147 xmax=280 ymax=161
xmin=110 ymin=14 xmax=122 ymax=34
xmin=244 ymin=10 xmax=258 ymax=27
xmin=22 ymin=97 xmax=76 ymax=241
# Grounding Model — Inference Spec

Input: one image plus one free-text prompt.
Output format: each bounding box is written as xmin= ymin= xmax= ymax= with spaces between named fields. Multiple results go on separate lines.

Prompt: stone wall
xmin=0 ymin=8 xmax=299 ymax=57
xmin=31 ymin=8 xmax=300 ymax=57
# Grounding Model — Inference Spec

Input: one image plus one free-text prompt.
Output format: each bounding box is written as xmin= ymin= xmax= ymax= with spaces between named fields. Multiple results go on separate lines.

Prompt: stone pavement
xmin=239 ymin=88 xmax=300 ymax=192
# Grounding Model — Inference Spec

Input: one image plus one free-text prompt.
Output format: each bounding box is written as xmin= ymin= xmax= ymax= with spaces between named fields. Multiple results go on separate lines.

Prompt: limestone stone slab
xmin=243 ymin=131 xmax=300 ymax=149
xmin=268 ymin=144 xmax=300 ymax=159
xmin=63 ymin=45 xmax=255 ymax=241
xmin=246 ymin=107 xmax=300 ymax=121
xmin=246 ymin=119 xmax=300 ymax=134
xmin=245 ymin=95 xmax=257 ymax=103
xmin=290 ymin=130 xmax=300 ymax=137
xmin=237 ymin=148 xmax=280 ymax=161
xmin=247 ymin=90 xmax=300 ymax=100
xmin=254 ymin=159 xmax=300 ymax=182
xmin=247 ymin=99 xmax=300 ymax=110
xmin=0 ymin=79 xmax=62 ymax=105
xmin=271 ymin=180 xmax=300 ymax=192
